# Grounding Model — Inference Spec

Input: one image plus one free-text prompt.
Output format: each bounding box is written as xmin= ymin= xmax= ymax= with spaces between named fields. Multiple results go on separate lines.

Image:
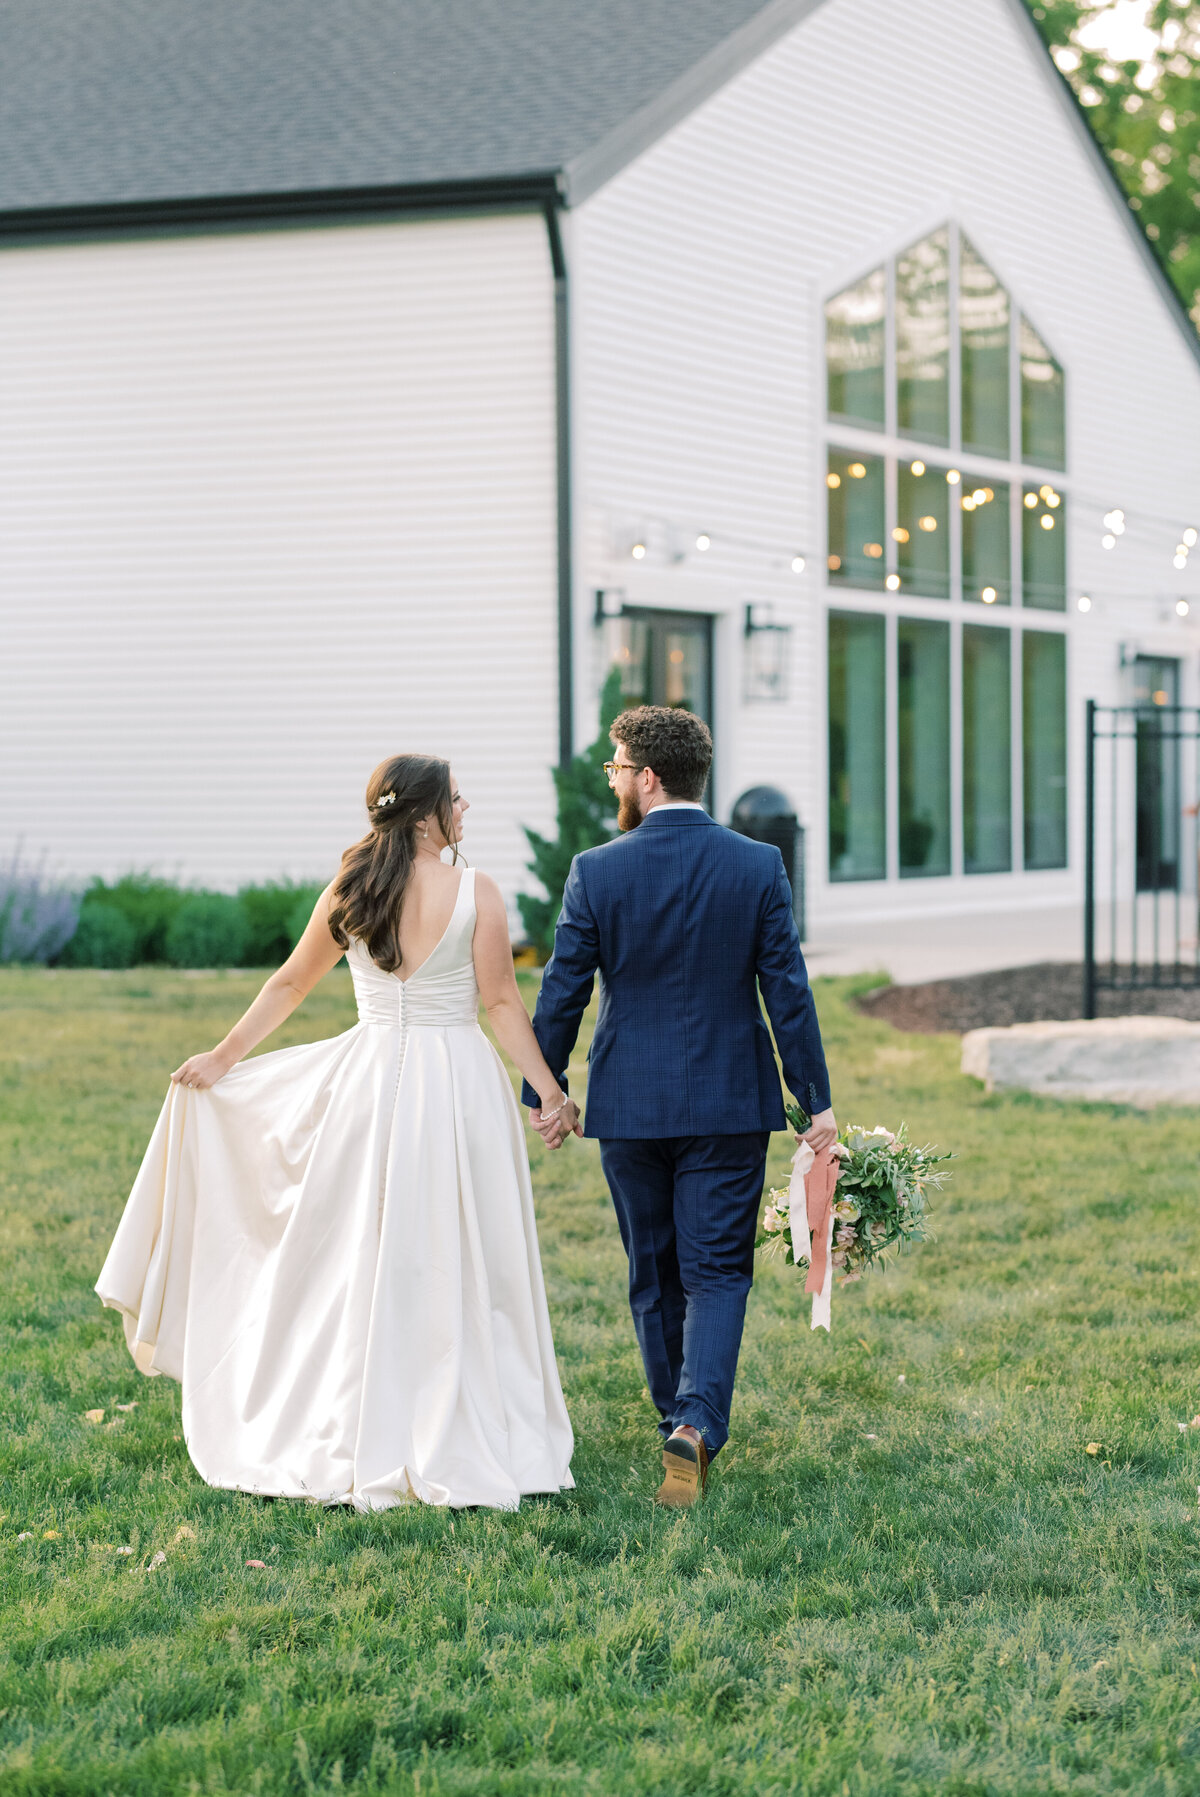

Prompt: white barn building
xmin=2 ymin=0 xmax=1199 ymax=940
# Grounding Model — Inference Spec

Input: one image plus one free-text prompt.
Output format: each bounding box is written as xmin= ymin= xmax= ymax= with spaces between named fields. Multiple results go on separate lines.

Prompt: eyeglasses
xmin=603 ymin=761 xmax=644 ymax=782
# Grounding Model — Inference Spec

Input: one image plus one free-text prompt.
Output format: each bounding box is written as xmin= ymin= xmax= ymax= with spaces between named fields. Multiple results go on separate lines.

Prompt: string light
xmin=631 ymin=542 xmax=646 ymax=560
xmin=1077 ymin=594 xmax=1092 ymax=612
xmin=790 ymin=555 xmax=806 ymax=574
xmin=1174 ymin=553 xmax=1188 ymax=569
xmin=885 ymin=574 xmax=901 ymax=591
xmin=910 ymin=460 xmax=926 ymax=476
xmin=981 ymin=587 xmax=998 ymax=603
xmin=695 ymin=533 xmax=710 ymax=551
xmin=1040 ymin=515 xmax=1055 ymax=530
xmin=946 ymin=470 xmax=961 ymax=485
xmin=1185 ymin=528 xmax=1198 ymax=547
xmin=1102 ymin=533 xmax=1116 ymax=549
xmin=1024 ymin=493 xmax=1039 ymax=510
xmin=1177 ymin=599 xmax=1191 ymax=617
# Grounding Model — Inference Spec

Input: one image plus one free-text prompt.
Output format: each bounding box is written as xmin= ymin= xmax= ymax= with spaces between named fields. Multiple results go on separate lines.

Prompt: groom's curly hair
xmin=611 ymin=705 xmax=713 ymax=801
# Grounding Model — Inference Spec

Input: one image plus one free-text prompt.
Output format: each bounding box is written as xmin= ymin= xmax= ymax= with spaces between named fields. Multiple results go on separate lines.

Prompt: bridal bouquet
xmin=757 ymin=1102 xmax=951 ymax=1330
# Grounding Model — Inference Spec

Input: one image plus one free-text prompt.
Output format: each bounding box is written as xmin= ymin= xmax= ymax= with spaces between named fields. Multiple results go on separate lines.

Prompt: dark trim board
xmin=0 ymin=173 xmax=565 ymax=246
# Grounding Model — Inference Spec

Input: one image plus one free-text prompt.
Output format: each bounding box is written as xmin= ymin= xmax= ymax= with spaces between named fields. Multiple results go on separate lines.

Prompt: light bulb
xmin=696 ymin=533 xmax=711 ymax=551
xmin=962 ymin=496 xmax=976 ymax=511
xmin=972 ymin=488 xmax=988 ymax=505
xmin=911 ymin=460 xmax=926 ymax=476
xmin=1177 ymin=599 xmax=1190 ymax=616
xmin=848 ymin=462 xmax=867 ymax=479
xmin=1174 ymin=554 xmax=1188 ymax=569
xmin=885 ymin=573 xmax=901 ymax=591
xmin=1040 ymin=515 xmax=1055 ymax=530
xmin=1025 ymin=493 xmax=1039 ymax=509
xmin=1047 ymin=493 xmax=1061 ymax=508
xmin=1186 ymin=528 xmax=1198 ymax=547
xmin=1077 ymin=595 xmax=1092 ymax=612
xmin=981 ymin=587 xmax=997 ymax=603
xmin=791 ymin=555 xmax=806 ymax=574
xmin=1039 ymin=485 xmax=1054 ymax=500
xmin=1102 ymin=534 xmax=1116 ymax=549
xmin=827 ymin=472 xmax=842 ymax=489
xmin=631 ymin=542 xmax=646 ymax=560
xmin=918 ymin=516 xmax=938 ymax=532
xmin=892 ymin=527 xmax=910 ymax=543
xmin=946 ymin=470 xmax=961 ymax=485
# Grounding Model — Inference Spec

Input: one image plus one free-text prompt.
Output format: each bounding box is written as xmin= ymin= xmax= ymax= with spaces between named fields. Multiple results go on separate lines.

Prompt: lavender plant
xmin=0 ymin=851 xmax=80 ymax=965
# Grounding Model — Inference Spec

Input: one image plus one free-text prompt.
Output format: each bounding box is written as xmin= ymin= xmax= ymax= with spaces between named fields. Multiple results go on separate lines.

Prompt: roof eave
xmin=0 ymin=170 xmax=566 ymax=244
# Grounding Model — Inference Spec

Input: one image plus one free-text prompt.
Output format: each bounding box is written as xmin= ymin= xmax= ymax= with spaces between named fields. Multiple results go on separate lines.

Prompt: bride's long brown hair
xmin=327 ymin=754 xmax=460 ymax=972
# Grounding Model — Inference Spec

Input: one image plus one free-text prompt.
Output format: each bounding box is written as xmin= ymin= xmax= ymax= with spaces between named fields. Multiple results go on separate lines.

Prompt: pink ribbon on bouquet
xmin=791 ymin=1137 xmax=840 ymax=1332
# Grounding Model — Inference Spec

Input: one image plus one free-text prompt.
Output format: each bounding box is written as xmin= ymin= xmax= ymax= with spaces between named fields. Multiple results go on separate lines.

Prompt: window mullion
xmin=950 ymin=616 xmax=964 ymax=878
xmin=886 ymin=611 xmax=899 ymax=882
xmin=1012 ymin=625 xmax=1025 ymax=871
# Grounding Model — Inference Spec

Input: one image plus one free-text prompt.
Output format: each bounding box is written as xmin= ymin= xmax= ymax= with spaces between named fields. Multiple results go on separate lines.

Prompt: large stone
xmin=961 ymin=1015 xmax=1200 ymax=1108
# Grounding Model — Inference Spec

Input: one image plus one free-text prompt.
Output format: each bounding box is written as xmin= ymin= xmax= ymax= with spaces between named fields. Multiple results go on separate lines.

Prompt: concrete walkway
xmin=802 ymin=903 xmax=1083 ymax=984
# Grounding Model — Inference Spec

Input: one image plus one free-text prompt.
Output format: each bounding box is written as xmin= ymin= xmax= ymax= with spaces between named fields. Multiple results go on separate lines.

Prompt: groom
xmin=522 ymin=705 xmax=836 ymax=1506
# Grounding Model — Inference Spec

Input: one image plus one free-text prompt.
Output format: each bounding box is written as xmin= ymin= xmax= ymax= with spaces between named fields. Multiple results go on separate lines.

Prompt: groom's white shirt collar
xmin=649 ymin=801 xmax=706 ymax=812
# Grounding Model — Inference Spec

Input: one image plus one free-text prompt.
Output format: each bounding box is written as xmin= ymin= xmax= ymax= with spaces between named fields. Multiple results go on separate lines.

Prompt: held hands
xmin=798 ymin=1107 xmax=838 ymax=1154
xmin=171 ymin=1050 xmax=236 ymax=1091
xmin=528 ymin=1094 xmax=582 ymax=1151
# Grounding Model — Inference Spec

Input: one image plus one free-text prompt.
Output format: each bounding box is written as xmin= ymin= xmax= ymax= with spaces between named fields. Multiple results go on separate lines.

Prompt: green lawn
xmin=2 ymin=965 xmax=1200 ymax=1795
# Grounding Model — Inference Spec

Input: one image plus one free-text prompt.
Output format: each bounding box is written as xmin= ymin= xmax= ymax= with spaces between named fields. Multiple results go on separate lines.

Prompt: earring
xmin=421 ymin=824 xmax=430 ymax=840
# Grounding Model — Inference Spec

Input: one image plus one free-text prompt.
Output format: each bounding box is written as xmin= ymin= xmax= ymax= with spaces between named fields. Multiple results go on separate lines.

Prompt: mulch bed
xmin=856 ymin=961 xmax=1200 ymax=1034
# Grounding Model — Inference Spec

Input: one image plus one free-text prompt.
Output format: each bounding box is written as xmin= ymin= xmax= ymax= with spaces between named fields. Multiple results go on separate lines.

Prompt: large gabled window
xmin=823 ymin=225 xmax=1067 ymax=610
xmin=824 ymin=227 xmax=1069 ymax=884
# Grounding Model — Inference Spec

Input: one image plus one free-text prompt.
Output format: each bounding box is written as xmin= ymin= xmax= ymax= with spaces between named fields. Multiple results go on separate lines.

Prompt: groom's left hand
xmin=529 ymin=1100 xmax=582 ymax=1149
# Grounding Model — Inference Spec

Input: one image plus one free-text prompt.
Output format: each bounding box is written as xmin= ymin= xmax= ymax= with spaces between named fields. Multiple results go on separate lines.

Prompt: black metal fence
xmin=1083 ymin=699 xmax=1200 ymax=1017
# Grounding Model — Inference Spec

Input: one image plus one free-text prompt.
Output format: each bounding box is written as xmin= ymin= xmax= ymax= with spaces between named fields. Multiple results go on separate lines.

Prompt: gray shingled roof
xmin=0 ymin=0 xmax=784 ymax=212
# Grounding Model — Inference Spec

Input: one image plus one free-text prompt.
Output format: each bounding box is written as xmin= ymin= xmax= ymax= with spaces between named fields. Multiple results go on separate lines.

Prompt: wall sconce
xmin=594 ymin=588 xmax=627 ymax=625
xmin=744 ymin=603 xmax=791 ymax=702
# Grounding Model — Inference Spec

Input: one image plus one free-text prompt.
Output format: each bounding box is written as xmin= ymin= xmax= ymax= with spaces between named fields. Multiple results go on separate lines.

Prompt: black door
xmin=1133 ymin=655 xmax=1180 ymax=891
xmin=612 ymin=608 xmax=714 ymax=722
xmin=609 ymin=607 xmax=715 ymax=805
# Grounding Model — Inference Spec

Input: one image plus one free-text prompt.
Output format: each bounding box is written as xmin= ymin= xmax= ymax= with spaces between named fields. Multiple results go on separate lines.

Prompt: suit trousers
xmin=598 ymin=1132 xmax=771 ymax=1458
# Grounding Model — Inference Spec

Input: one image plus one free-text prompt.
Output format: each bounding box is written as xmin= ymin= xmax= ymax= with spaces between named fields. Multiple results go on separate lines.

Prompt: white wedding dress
xmin=96 ymin=868 xmax=574 ymax=1511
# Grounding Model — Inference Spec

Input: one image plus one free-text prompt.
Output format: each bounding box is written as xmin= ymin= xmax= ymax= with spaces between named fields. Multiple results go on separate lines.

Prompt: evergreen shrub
xmin=518 ymin=666 xmax=623 ymax=961
xmin=238 ymin=881 xmax=325 ymax=965
xmin=165 ymin=894 xmax=249 ymax=969
xmin=71 ymin=875 xmax=185 ymax=964
xmin=63 ymin=904 xmax=137 ymax=970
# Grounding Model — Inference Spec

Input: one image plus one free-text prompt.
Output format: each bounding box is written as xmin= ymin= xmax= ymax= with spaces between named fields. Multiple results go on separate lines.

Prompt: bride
xmin=97 ymin=755 xmax=577 ymax=1511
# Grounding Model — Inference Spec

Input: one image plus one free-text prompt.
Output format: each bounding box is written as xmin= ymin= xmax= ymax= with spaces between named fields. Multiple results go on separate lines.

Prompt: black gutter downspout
xmin=542 ymin=194 xmax=573 ymax=768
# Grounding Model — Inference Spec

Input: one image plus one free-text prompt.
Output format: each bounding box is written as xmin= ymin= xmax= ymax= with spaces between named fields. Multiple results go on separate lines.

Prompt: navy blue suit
xmin=522 ymin=807 xmax=831 ymax=1455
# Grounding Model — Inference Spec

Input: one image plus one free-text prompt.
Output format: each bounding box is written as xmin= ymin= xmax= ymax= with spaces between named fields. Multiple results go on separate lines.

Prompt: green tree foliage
xmin=1027 ymin=1 xmax=1200 ymax=327
xmin=518 ymin=667 xmax=625 ymax=960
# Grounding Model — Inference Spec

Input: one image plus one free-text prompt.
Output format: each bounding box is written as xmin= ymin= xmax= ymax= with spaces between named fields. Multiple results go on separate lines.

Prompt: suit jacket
xmin=520 ymin=807 xmax=831 ymax=1139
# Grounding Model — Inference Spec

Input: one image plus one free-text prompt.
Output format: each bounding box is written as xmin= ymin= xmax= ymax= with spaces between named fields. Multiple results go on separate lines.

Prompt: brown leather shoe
xmin=655 ymin=1425 xmax=709 ymax=1507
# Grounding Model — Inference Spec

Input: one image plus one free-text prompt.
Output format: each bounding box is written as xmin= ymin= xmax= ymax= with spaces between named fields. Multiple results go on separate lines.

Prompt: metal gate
xmin=1083 ymin=699 xmax=1200 ymax=1017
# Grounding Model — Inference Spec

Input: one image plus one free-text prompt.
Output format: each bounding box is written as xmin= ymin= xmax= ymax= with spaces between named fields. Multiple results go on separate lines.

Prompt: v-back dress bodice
xmin=96 ymin=866 xmax=574 ymax=1511
xmin=346 ymin=874 xmax=480 ymax=1029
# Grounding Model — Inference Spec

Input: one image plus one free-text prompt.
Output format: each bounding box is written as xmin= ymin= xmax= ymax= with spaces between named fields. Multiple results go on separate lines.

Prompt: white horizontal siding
xmin=572 ymin=0 xmax=1200 ymax=924
xmin=0 ymin=212 xmax=558 ymax=910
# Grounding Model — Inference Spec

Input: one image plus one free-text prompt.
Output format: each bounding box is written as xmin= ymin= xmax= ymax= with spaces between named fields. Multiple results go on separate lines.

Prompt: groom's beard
xmin=617 ymin=789 xmax=644 ymax=832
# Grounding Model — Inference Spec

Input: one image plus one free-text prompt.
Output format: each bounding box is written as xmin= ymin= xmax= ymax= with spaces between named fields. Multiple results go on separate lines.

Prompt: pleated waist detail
xmin=348 ymin=945 xmax=481 ymax=1029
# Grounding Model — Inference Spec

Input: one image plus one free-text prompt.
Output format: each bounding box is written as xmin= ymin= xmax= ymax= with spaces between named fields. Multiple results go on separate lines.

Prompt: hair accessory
xmin=377 ymin=792 xmax=396 ymax=808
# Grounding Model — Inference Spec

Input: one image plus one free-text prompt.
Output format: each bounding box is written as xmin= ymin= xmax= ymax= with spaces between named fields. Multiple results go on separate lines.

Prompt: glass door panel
xmin=828 ymin=611 xmax=886 ymax=881
xmin=962 ymin=624 xmax=1012 ymax=872
xmin=898 ymin=619 xmax=951 ymax=876
xmin=1133 ymin=655 xmax=1180 ymax=891
xmin=1022 ymin=631 xmax=1067 ymax=869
